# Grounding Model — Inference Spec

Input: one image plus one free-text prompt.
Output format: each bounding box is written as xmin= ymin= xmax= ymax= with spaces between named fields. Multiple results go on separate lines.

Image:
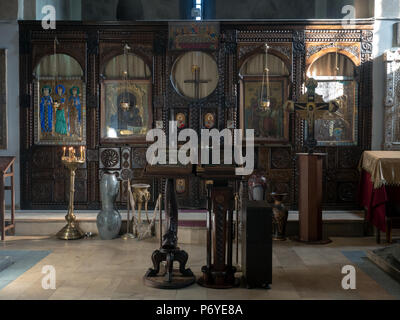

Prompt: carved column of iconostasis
xmin=360 ymin=29 xmax=374 ymax=150
xmin=304 ymin=26 xmax=373 ymax=208
xmin=236 ymin=29 xmax=296 ymax=208
xmin=86 ymin=30 xmax=100 ymax=207
xmin=18 ymin=23 xmax=33 ymax=208
xmin=292 ymin=29 xmax=306 ymax=209
xmin=20 ymin=23 xmax=88 ymax=209
xmin=97 ymin=28 xmax=159 ymax=210
xmin=221 ymin=28 xmax=239 ymax=199
xmin=153 ymin=31 xmax=168 ymax=205
xmin=221 ymin=29 xmax=238 ymax=133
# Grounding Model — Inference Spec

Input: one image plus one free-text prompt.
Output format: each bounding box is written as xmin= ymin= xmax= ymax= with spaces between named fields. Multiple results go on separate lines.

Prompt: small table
xmin=0 ymin=156 xmax=16 ymax=240
xmin=358 ymin=151 xmax=400 ymax=243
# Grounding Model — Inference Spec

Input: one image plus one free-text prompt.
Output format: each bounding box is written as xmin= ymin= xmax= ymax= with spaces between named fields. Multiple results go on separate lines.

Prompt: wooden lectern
xmin=297 ymin=153 xmax=330 ymax=243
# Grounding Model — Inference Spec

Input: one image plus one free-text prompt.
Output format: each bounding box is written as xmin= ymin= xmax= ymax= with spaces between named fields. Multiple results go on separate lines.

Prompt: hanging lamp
xmin=120 ymin=43 xmax=131 ymax=111
xmin=259 ymin=43 xmax=271 ymax=110
xmin=53 ymin=37 xmax=60 ymax=109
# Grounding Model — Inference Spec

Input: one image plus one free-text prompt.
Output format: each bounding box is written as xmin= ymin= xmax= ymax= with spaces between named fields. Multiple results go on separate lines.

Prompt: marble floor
xmin=0 ymin=236 xmax=399 ymax=300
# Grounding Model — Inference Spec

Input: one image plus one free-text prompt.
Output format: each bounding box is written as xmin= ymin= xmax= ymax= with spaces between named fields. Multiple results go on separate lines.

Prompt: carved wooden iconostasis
xmin=18 ymin=21 xmax=373 ymax=210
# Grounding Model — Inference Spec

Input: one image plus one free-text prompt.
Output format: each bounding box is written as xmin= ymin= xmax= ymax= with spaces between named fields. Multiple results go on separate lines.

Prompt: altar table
xmin=358 ymin=151 xmax=400 ymax=243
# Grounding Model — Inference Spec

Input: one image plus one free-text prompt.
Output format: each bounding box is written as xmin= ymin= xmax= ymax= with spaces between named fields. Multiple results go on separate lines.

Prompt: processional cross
xmin=284 ymin=78 xmax=339 ymax=153
xmin=184 ymin=65 xmax=212 ymax=99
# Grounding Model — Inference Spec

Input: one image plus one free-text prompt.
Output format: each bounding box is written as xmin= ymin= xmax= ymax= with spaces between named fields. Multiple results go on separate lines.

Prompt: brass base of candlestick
xmin=56 ymin=222 xmax=84 ymax=240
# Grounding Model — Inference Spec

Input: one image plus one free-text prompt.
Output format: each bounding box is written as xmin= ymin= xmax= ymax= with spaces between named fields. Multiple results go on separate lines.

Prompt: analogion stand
xmin=143 ymin=165 xmax=195 ymax=289
xmin=196 ymin=165 xmax=240 ymax=289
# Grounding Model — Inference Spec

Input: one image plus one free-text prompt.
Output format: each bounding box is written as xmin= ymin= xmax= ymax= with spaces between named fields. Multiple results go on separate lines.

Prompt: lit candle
xmin=63 ymin=147 xmax=66 ymax=158
xmin=83 ymin=146 xmax=86 ymax=161
xmin=80 ymin=146 xmax=83 ymax=160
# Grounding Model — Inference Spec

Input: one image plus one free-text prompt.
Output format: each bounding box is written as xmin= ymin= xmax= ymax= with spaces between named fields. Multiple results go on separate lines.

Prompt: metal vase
xmin=97 ymin=172 xmax=122 ymax=240
xmin=252 ymin=185 xmax=265 ymax=201
xmin=271 ymin=193 xmax=288 ymax=241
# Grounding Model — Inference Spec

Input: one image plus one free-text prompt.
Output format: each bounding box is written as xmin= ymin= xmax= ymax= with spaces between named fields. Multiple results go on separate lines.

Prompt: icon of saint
xmin=54 ymin=84 xmax=68 ymax=136
xmin=68 ymin=86 xmax=82 ymax=137
xmin=204 ymin=113 xmax=215 ymax=129
xmin=40 ymin=85 xmax=53 ymax=135
xmin=176 ymin=113 xmax=186 ymax=129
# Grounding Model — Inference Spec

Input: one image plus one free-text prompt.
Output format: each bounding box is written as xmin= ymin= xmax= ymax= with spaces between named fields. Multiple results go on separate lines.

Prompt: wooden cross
xmin=284 ymin=78 xmax=339 ymax=153
xmin=184 ymin=65 xmax=211 ymax=99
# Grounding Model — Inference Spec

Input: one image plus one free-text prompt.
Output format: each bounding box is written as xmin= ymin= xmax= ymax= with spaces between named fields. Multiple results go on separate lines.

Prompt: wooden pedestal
xmin=297 ymin=153 xmax=330 ymax=243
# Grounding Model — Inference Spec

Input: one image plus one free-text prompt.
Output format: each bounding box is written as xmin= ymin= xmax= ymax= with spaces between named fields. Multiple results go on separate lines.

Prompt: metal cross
xmin=285 ymin=78 xmax=339 ymax=153
xmin=184 ymin=65 xmax=212 ymax=99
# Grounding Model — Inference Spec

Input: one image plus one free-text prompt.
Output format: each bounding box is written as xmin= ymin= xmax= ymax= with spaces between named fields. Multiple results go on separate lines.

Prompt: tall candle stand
xmin=57 ymin=146 xmax=86 ymax=240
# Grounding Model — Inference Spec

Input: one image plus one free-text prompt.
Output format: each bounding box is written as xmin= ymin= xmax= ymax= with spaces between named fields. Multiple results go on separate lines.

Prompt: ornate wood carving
xmin=100 ymin=148 xmax=120 ymax=169
xmin=131 ymin=148 xmax=147 ymax=169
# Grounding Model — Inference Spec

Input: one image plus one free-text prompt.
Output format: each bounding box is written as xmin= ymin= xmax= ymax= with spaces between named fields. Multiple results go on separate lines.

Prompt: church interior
xmin=0 ymin=0 xmax=400 ymax=303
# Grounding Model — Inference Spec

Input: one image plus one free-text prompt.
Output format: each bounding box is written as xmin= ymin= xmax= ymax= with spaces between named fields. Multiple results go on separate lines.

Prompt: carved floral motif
xmin=100 ymin=148 xmax=120 ymax=168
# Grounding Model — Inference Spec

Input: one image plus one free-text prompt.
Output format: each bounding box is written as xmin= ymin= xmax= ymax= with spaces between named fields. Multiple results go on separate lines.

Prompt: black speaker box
xmin=241 ymin=200 xmax=272 ymax=288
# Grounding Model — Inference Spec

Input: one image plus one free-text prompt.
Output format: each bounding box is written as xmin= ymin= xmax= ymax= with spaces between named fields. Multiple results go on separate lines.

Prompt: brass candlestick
xmin=57 ymin=147 xmax=86 ymax=240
